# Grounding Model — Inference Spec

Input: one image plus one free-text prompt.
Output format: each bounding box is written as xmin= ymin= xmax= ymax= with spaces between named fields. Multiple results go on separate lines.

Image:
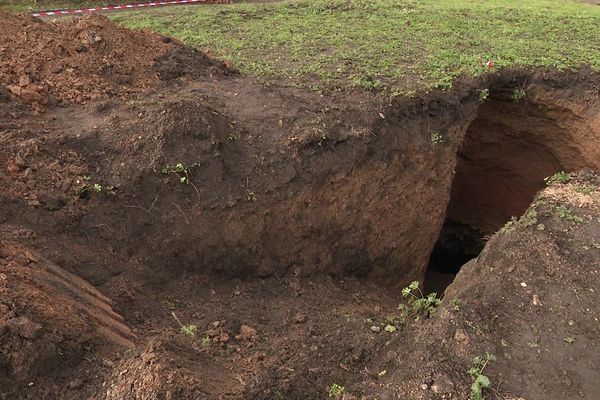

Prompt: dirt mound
xmin=0 ymin=12 xmax=227 ymax=111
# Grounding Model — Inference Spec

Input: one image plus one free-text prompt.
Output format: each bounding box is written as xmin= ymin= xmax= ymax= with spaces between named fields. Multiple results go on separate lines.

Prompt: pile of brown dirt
xmin=0 ymin=12 xmax=228 ymax=111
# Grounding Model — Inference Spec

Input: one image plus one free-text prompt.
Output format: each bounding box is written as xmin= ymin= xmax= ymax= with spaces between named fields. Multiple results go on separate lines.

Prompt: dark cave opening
xmin=424 ymin=221 xmax=485 ymax=294
xmin=423 ymin=86 xmax=588 ymax=294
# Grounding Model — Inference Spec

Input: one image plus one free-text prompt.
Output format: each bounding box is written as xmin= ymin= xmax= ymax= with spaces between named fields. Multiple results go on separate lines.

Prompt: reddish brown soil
xmin=1 ymin=13 xmax=600 ymax=400
xmin=0 ymin=12 xmax=230 ymax=111
xmin=448 ymin=85 xmax=600 ymax=233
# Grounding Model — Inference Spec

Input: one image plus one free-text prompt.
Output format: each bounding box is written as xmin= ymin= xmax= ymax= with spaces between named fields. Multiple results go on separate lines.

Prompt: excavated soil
xmin=0 ymin=12 xmax=232 ymax=111
xmin=1 ymin=13 xmax=600 ymax=400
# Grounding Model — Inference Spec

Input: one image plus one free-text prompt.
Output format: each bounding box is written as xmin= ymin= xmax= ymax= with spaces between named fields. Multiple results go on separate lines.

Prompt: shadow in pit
xmin=424 ymin=221 xmax=485 ymax=294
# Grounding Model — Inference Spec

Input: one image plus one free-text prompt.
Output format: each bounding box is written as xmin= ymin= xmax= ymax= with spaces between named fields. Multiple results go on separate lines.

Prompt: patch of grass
xmin=520 ymin=208 xmax=538 ymax=227
xmin=163 ymin=299 xmax=177 ymax=310
xmin=575 ymin=185 xmax=597 ymax=195
xmin=500 ymin=208 xmax=538 ymax=233
xmin=500 ymin=216 xmax=519 ymax=233
xmin=555 ymin=205 xmax=584 ymax=223
xmin=545 ymin=171 xmax=571 ymax=185
xmin=449 ymin=298 xmax=461 ymax=311
xmin=201 ymin=335 xmax=212 ymax=348
xmin=113 ymin=0 xmax=600 ymax=93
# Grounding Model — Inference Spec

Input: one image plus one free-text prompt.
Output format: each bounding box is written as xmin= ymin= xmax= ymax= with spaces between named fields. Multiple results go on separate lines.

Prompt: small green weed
xmin=430 ymin=132 xmax=444 ymax=148
xmin=449 ymin=298 xmax=461 ymax=311
xmin=468 ymin=352 xmax=496 ymax=400
xmin=75 ymin=176 xmax=101 ymax=194
xmin=180 ymin=324 xmax=198 ymax=337
xmin=555 ymin=205 xmax=584 ymax=223
xmin=161 ymin=163 xmax=196 ymax=184
xmin=575 ymin=185 xmax=596 ymax=195
xmin=545 ymin=171 xmax=571 ymax=185
xmin=246 ymin=189 xmax=257 ymax=202
xmin=74 ymin=176 xmax=113 ymax=198
xmin=511 ymin=87 xmax=526 ymax=103
xmin=201 ymin=336 xmax=212 ymax=348
xmin=520 ymin=208 xmax=538 ymax=227
xmin=479 ymin=89 xmax=489 ymax=102
xmin=328 ymin=383 xmax=344 ymax=398
xmin=398 ymin=281 xmax=442 ymax=321
xmin=500 ymin=216 xmax=518 ymax=233
xmin=163 ymin=300 xmax=177 ymax=310
xmin=171 ymin=312 xmax=197 ymax=337
xmin=500 ymin=208 xmax=538 ymax=233
xmin=352 ymin=76 xmax=384 ymax=91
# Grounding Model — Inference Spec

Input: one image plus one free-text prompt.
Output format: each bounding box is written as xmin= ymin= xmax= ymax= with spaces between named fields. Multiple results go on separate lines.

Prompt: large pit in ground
xmin=33 ymin=74 xmax=599 ymax=292
xmin=425 ymin=84 xmax=600 ymax=292
xmin=2 ymin=69 xmax=600 ymax=399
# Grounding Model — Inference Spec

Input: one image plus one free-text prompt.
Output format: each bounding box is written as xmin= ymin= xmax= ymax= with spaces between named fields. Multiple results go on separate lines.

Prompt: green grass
xmin=9 ymin=0 xmax=600 ymax=92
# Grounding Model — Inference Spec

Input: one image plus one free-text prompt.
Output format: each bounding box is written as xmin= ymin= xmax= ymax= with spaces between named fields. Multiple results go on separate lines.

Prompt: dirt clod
xmin=4 ymin=317 xmax=42 ymax=339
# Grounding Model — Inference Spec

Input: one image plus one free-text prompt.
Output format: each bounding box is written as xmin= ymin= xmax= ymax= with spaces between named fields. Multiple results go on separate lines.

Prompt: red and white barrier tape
xmin=32 ymin=0 xmax=230 ymax=18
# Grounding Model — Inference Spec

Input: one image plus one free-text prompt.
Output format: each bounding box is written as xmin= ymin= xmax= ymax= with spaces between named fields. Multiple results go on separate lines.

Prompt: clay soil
xmin=2 ymin=13 xmax=600 ymax=400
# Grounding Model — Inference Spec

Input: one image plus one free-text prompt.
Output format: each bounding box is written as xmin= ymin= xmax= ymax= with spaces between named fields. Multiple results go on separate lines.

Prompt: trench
xmin=424 ymin=86 xmax=594 ymax=293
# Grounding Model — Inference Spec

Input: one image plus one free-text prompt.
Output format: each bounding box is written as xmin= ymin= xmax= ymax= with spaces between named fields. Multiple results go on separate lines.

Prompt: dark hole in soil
xmin=424 ymin=86 xmax=579 ymax=293
xmin=424 ymin=221 xmax=485 ymax=294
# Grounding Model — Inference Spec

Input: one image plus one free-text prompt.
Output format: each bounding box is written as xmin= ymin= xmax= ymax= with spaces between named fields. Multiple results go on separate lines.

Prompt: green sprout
xmin=555 ymin=205 xmax=583 ymax=223
xmin=479 ymin=88 xmax=489 ymax=102
xmin=468 ymin=352 xmax=496 ymax=400
xmin=171 ymin=312 xmax=197 ymax=337
xmin=575 ymin=185 xmax=596 ymax=195
xmin=246 ymin=189 xmax=257 ymax=202
xmin=201 ymin=336 xmax=212 ymax=348
xmin=398 ymin=281 xmax=442 ymax=321
xmin=544 ymin=171 xmax=570 ymax=185
xmin=161 ymin=162 xmax=196 ymax=184
xmin=430 ymin=132 xmax=444 ymax=148
xmin=75 ymin=176 xmax=104 ymax=197
xmin=328 ymin=383 xmax=344 ymax=398
xmin=511 ymin=87 xmax=526 ymax=103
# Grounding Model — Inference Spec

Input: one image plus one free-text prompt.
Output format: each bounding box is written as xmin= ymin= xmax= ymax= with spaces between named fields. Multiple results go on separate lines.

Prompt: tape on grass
xmin=32 ymin=0 xmax=231 ymax=18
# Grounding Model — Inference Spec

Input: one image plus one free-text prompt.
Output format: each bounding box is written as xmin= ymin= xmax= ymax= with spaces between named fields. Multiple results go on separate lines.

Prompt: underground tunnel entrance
xmin=424 ymin=221 xmax=485 ymax=294
xmin=423 ymin=85 xmax=593 ymax=294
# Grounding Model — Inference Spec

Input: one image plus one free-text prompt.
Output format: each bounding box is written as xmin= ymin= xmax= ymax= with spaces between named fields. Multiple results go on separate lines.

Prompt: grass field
xmin=5 ymin=0 xmax=600 ymax=93
xmin=112 ymin=0 xmax=600 ymax=93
